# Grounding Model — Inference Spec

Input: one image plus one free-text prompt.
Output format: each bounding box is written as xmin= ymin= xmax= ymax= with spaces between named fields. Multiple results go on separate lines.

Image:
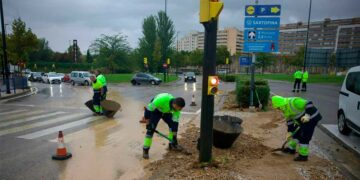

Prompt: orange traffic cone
xmin=52 ymin=131 xmax=72 ymax=160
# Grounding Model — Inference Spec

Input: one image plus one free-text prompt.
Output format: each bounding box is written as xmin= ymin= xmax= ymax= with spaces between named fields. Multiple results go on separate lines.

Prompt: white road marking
xmin=0 ymin=111 xmax=66 ymax=128
xmin=0 ymin=113 xmax=87 ymax=136
xmin=18 ymin=116 xmax=104 ymax=139
xmin=0 ymin=109 xmax=28 ymax=116
xmin=0 ymin=110 xmax=48 ymax=122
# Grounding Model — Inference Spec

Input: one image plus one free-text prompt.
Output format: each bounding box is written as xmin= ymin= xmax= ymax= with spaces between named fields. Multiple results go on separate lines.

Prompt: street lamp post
xmin=0 ymin=0 xmax=11 ymax=94
xmin=303 ymin=0 xmax=312 ymax=71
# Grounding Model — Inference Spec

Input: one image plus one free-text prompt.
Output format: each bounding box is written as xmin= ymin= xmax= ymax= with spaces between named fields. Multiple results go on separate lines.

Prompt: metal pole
xmin=250 ymin=53 xmax=255 ymax=107
xmin=0 ymin=0 xmax=10 ymax=94
xmin=199 ymin=20 xmax=218 ymax=163
xmin=165 ymin=0 xmax=167 ymax=15
xmin=303 ymin=0 xmax=312 ymax=71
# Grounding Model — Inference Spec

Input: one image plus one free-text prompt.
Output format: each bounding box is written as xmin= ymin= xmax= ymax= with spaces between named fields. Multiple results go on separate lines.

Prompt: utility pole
xmin=0 ymin=0 xmax=10 ymax=94
xmin=199 ymin=0 xmax=223 ymax=163
xmin=303 ymin=0 xmax=312 ymax=71
xmin=73 ymin=40 xmax=78 ymax=63
xmin=249 ymin=0 xmax=259 ymax=109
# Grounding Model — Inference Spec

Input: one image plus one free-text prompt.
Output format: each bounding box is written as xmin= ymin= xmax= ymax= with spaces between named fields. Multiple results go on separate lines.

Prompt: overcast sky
xmin=4 ymin=0 xmax=360 ymax=53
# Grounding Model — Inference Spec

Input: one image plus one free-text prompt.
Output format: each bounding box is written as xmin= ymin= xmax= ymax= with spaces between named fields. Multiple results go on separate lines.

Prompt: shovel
xmin=153 ymin=129 xmax=192 ymax=155
xmin=271 ymin=126 xmax=300 ymax=152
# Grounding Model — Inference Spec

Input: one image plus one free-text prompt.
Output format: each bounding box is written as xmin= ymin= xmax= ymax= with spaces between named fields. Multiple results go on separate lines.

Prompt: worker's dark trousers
xmin=293 ymin=79 xmax=302 ymax=91
xmin=301 ymin=82 xmax=307 ymax=91
xmin=288 ymin=119 xmax=320 ymax=145
xmin=101 ymin=85 xmax=107 ymax=100
xmin=144 ymin=109 xmax=179 ymax=144
xmin=93 ymin=92 xmax=101 ymax=106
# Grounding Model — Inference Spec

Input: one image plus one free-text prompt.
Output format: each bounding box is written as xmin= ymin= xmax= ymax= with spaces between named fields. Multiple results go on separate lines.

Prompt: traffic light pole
xmin=0 ymin=0 xmax=10 ymax=94
xmin=199 ymin=20 xmax=218 ymax=163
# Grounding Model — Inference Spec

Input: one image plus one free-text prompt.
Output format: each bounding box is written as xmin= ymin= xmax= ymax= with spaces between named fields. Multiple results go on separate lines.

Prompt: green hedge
xmin=27 ymin=62 xmax=93 ymax=73
xmin=236 ymin=79 xmax=270 ymax=110
xmin=218 ymin=74 xmax=236 ymax=82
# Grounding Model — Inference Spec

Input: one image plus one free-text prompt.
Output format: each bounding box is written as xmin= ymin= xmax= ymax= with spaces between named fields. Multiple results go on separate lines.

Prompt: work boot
xmin=294 ymin=155 xmax=308 ymax=161
xmin=143 ymin=149 xmax=149 ymax=159
xmin=282 ymin=147 xmax=296 ymax=154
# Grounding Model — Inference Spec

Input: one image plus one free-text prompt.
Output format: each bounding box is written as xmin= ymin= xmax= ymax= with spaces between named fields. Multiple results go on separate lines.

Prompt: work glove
xmin=300 ymin=114 xmax=310 ymax=123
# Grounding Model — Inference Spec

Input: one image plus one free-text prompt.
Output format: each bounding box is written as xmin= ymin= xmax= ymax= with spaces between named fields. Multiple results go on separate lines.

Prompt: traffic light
xmin=207 ymin=76 xmax=219 ymax=95
xmin=226 ymin=57 xmax=229 ymax=65
xmin=200 ymin=0 xmax=224 ymax=23
xmin=167 ymin=58 xmax=171 ymax=65
xmin=144 ymin=57 xmax=148 ymax=64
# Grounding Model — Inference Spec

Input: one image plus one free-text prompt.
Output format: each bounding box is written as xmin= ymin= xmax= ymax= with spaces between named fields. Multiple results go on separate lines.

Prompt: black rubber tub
xmin=213 ymin=115 xmax=243 ymax=149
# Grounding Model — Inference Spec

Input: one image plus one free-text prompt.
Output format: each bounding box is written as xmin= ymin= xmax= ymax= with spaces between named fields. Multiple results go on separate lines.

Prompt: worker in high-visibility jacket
xmin=95 ymin=70 xmax=107 ymax=100
xmin=142 ymin=93 xmax=185 ymax=159
xmin=272 ymin=95 xmax=322 ymax=161
xmin=301 ymin=70 xmax=309 ymax=92
xmin=293 ymin=70 xmax=303 ymax=92
xmin=90 ymin=75 xmax=103 ymax=115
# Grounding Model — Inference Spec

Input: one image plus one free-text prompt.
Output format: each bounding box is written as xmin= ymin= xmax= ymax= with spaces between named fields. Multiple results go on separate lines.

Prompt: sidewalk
xmin=0 ymin=88 xmax=33 ymax=101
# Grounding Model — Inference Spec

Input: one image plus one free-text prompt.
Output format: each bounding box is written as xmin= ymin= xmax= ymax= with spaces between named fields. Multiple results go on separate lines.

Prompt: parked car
xmin=63 ymin=74 xmax=71 ymax=82
xmin=184 ymin=72 xmax=196 ymax=82
xmin=131 ymin=73 xmax=162 ymax=85
xmin=338 ymin=65 xmax=360 ymax=135
xmin=42 ymin=73 xmax=62 ymax=84
xmin=56 ymin=73 xmax=65 ymax=82
xmin=28 ymin=72 xmax=43 ymax=82
xmin=217 ymin=69 xmax=229 ymax=75
xmin=70 ymin=71 xmax=91 ymax=86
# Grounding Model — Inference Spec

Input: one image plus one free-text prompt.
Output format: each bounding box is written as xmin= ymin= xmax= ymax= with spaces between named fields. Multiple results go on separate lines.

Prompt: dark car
xmin=184 ymin=72 xmax=196 ymax=82
xmin=28 ymin=72 xmax=44 ymax=82
xmin=131 ymin=73 xmax=162 ymax=85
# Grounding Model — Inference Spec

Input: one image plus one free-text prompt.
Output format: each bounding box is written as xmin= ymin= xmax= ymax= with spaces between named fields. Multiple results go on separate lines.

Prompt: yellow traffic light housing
xmin=200 ymin=0 xmax=224 ymax=23
xmin=167 ymin=58 xmax=171 ymax=65
xmin=207 ymin=76 xmax=219 ymax=95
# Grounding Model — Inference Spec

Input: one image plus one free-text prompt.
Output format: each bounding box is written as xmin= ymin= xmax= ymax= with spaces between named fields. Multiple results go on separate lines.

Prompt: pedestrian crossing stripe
xmin=18 ymin=116 xmax=105 ymax=139
xmin=0 ymin=110 xmax=49 ymax=122
xmin=0 ymin=109 xmax=28 ymax=116
xmin=0 ymin=113 xmax=88 ymax=137
xmin=0 ymin=111 xmax=66 ymax=128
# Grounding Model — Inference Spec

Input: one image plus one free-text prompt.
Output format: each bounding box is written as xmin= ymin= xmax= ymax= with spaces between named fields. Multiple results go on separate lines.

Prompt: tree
xmin=90 ymin=34 xmax=132 ymax=73
xmin=8 ymin=18 xmax=38 ymax=64
xmin=156 ymin=11 xmax=175 ymax=67
xmin=139 ymin=15 xmax=157 ymax=72
xmin=291 ymin=46 xmax=305 ymax=67
xmin=86 ymin=49 xmax=93 ymax=63
xmin=216 ymin=46 xmax=230 ymax=65
xmin=29 ymin=38 xmax=54 ymax=62
xmin=256 ymin=53 xmax=276 ymax=74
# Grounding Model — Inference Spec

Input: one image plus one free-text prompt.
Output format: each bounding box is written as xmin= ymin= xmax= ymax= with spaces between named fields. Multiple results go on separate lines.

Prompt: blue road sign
xmin=243 ymin=42 xmax=279 ymax=53
xmin=244 ymin=17 xmax=280 ymax=29
xmin=244 ymin=30 xmax=279 ymax=41
xmin=239 ymin=57 xmax=252 ymax=66
xmin=245 ymin=5 xmax=281 ymax=16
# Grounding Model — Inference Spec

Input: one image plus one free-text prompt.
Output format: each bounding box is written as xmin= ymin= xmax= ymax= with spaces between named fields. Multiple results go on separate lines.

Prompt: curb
xmin=0 ymin=87 xmax=37 ymax=102
xmin=318 ymin=124 xmax=360 ymax=158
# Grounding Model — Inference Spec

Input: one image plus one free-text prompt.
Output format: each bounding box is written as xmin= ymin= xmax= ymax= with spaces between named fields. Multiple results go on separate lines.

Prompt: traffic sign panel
xmin=245 ymin=5 xmax=281 ymax=16
xmin=243 ymin=42 xmax=279 ymax=53
xmin=244 ymin=30 xmax=279 ymax=41
xmin=244 ymin=17 xmax=280 ymax=29
xmin=239 ymin=57 xmax=252 ymax=66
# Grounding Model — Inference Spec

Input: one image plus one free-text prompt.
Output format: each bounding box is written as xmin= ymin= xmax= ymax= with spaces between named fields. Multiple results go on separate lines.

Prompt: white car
xmin=42 ymin=73 xmax=62 ymax=84
xmin=338 ymin=66 xmax=360 ymax=135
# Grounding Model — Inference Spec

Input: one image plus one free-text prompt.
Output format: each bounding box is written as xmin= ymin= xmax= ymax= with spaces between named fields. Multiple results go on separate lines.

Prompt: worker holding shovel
xmin=272 ymin=96 xmax=322 ymax=161
xmin=90 ymin=75 xmax=104 ymax=116
xmin=142 ymin=93 xmax=185 ymax=159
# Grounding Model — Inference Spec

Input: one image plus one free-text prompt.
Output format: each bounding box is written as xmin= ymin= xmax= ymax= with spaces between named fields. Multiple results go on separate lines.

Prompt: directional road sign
xmin=245 ymin=5 xmax=281 ymax=16
xmin=243 ymin=42 xmax=279 ymax=53
xmin=244 ymin=17 xmax=280 ymax=29
xmin=244 ymin=30 xmax=279 ymax=41
xmin=239 ymin=57 xmax=252 ymax=66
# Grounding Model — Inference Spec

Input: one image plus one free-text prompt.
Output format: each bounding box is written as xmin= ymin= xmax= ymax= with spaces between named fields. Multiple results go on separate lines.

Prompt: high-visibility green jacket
xmin=147 ymin=93 xmax=181 ymax=122
xmin=97 ymin=74 xmax=107 ymax=86
xmin=272 ymin=96 xmax=307 ymax=121
xmin=302 ymin=71 xmax=309 ymax=82
xmin=294 ymin=71 xmax=303 ymax=79
xmin=92 ymin=79 xmax=103 ymax=92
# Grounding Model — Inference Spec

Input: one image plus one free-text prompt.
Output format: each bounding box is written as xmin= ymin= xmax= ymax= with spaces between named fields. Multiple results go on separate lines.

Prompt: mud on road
xmin=144 ymin=109 xmax=345 ymax=180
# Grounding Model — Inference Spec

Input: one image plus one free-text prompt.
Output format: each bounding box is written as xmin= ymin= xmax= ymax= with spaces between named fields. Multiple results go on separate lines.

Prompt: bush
xmin=219 ymin=74 xmax=236 ymax=82
xmin=236 ymin=79 xmax=270 ymax=110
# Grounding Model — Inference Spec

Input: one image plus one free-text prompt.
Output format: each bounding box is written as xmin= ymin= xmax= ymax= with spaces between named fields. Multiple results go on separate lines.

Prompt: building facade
xmin=177 ymin=27 xmax=243 ymax=55
xmin=279 ymin=17 xmax=360 ymax=54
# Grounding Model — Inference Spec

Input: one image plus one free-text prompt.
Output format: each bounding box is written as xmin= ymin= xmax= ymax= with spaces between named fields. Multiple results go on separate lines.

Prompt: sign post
xmin=244 ymin=1 xmax=281 ymax=108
